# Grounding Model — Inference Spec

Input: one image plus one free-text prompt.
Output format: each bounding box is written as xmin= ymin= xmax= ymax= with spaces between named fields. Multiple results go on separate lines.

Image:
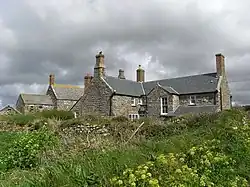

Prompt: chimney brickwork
xmin=84 ymin=73 xmax=93 ymax=92
xmin=136 ymin=65 xmax=145 ymax=82
xmin=49 ymin=74 xmax=55 ymax=86
xmin=94 ymin=51 xmax=105 ymax=78
xmin=216 ymin=53 xmax=225 ymax=76
xmin=118 ymin=69 xmax=126 ymax=79
xmin=215 ymin=53 xmax=231 ymax=110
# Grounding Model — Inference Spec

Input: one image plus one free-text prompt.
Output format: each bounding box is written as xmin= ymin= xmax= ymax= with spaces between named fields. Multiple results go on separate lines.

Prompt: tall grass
xmin=0 ymin=109 xmax=249 ymax=186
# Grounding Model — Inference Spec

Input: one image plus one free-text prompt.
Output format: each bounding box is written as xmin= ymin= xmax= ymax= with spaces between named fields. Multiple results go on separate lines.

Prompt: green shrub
xmin=6 ymin=114 xmax=36 ymax=126
xmin=111 ymin=116 xmax=129 ymax=122
xmin=111 ymin=139 xmax=248 ymax=187
xmin=35 ymin=110 xmax=74 ymax=120
xmin=0 ymin=126 xmax=58 ymax=170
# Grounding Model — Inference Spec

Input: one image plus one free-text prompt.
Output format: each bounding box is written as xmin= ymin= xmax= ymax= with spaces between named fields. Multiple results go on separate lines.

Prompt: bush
xmin=0 ymin=126 xmax=58 ymax=170
xmin=111 ymin=139 xmax=248 ymax=187
xmin=111 ymin=116 xmax=129 ymax=122
xmin=6 ymin=114 xmax=36 ymax=126
xmin=35 ymin=110 xmax=74 ymax=120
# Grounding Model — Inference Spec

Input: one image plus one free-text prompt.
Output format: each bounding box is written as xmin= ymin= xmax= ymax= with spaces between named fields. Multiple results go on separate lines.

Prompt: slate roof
xmin=104 ymin=72 xmax=219 ymax=97
xmin=104 ymin=76 xmax=144 ymax=97
xmin=20 ymin=94 xmax=54 ymax=105
xmin=52 ymin=84 xmax=84 ymax=100
xmin=0 ymin=105 xmax=20 ymax=114
xmin=159 ymin=86 xmax=179 ymax=95
xmin=143 ymin=72 xmax=219 ymax=95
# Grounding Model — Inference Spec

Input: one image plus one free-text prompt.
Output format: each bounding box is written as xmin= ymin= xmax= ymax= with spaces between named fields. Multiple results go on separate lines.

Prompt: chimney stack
xmin=118 ymin=69 xmax=126 ymax=79
xmin=84 ymin=73 xmax=93 ymax=92
xmin=94 ymin=51 xmax=105 ymax=78
xmin=136 ymin=65 xmax=145 ymax=82
xmin=49 ymin=74 xmax=55 ymax=86
xmin=215 ymin=53 xmax=225 ymax=77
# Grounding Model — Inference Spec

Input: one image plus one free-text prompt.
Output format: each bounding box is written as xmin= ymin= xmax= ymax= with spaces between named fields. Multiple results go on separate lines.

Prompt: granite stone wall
xmin=46 ymin=86 xmax=57 ymax=109
xmin=179 ymin=93 xmax=216 ymax=106
xmin=57 ymin=100 xmax=77 ymax=111
xmin=71 ymin=78 xmax=112 ymax=116
xmin=111 ymin=95 xmax=140 ymax=117
xmin=220 ymin=76 xmax=231 ymax=110
xmin=147 ymin=85 xmax=175 ymax=116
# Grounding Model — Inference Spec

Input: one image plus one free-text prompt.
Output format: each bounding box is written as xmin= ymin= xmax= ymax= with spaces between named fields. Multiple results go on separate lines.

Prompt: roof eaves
xmin=51 ymin=85 xmax=59 ymax=99
xmin=157 ymin=83 xmax=179 ymax=95
xmin=101 ymin=77 xmax=114 ymax=92
xmin=169 ymin=86 xmax=180 ymax=95
xmin=140 ymin=82 xmax=145 ymax=95
xmin=0 ymin=105 xmax=21 ymax=114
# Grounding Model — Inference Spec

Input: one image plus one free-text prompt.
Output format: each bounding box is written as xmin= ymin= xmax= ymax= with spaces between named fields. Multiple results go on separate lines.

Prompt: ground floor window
xmin=160 ymin=97 xmax=168 ymax=115
xmin=129 ymin=114 xmax=139 ymax=120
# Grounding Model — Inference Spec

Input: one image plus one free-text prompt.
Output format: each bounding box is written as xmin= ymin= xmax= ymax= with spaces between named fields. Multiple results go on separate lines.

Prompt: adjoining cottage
xmin=46 ymin=74 xmax=84 ymax=110
xmin=71 ymin=51 xmax=232 ymax=119
xmin=16 ymin=94 xmax=54 ymax=114
xmin=0 ymin=105 xmax=20 ymax=115
xmin=15 ymin=75 xmax=84 ymax=114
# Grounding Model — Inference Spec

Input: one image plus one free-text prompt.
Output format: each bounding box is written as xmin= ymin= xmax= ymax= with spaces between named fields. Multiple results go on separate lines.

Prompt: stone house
xmin=15 ymin=75 xmax=84 ymax=114
xmin=71 ymin=51 xmax=232 ymax=119
xmin=16 ymin=94 xmax=54 ymax=114
xmin=0 ymin=105 xmax=21 ymax=115
xmin=46 ymin=74 xmax=84 ymax=111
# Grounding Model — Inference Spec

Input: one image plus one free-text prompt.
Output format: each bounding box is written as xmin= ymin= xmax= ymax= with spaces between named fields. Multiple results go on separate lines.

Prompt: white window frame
xmin=128 ymin=114 xmax=139 ymax=120
xmin=138 ymin=98 xmax=143 ymax=105
xmin=160 ymin=97 xmax=168 ymax=115
xmin=189 ymin=95 xmax=196 ymax=105
xmin=131 ymin=97 xmax=136 ymax=106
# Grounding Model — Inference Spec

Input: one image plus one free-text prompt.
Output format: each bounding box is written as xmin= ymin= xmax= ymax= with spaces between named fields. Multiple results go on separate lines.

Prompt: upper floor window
xmin=160 ymin=97 xmax=168 ymax=115
xmin=131 ymin=97 xmax=136 ymax=106
xmin=190 ymin=95 xmax=196 ymax=105
xmin=138 ymin=98 xmax=143 ymax=105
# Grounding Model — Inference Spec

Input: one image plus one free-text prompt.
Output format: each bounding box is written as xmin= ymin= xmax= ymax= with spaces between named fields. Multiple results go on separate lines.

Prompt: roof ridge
xmin=106 ymin=76 xmax=140 ymax=84
xmin=53 ymin=84 xmax=83 ymax=88
xmin=144 ymin=72 xmax=217 ymax=83
xmin=21 ymin=93 xmax=49 ymax=96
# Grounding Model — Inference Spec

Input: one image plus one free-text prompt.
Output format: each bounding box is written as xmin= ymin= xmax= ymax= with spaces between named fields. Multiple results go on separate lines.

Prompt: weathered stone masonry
xmin=147 ymin=85 xmax=176 ymax=116
xmin=72 ymin=78 xmax=112 ymax=116
xmin=111 ymin=95 xmax=141 ymax=116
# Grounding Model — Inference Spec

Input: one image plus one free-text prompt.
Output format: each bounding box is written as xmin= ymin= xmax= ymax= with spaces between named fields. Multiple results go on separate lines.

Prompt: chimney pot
xmin=118 ymin=69 xmax=126 ymax=79
xmin=84 ymin=73 xmax=93 ymax=92
xmin=94 ymin=51 xmax=105 ymax=78
xmin=215 ymin=53 xmax=225 ymax=76
xmin=49 ymin=74 xmax=55 ymax=86
xmin=136 ymin=65 xmax=145 ymax=82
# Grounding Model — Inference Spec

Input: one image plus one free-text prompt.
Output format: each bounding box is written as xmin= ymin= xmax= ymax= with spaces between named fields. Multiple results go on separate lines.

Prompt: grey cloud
xmin=0 ymin=0 xmax=250 ymax=107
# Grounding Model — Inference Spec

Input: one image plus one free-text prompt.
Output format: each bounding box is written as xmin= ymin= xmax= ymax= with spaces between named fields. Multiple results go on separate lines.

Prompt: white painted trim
xmin=169 ymin=86 xmax=179 ymax=95
xmin=131 ymin=97 xmax=136 ymax=106
xmin=101 ymin=77 xmax=114 ymax=92
xmin=160 ymin=97 xmax=168 ymax=115
xmin=50 ymin=85 xmax=59 ymax=99
xmin=216 ymin=76 xmax=223 ymax=91
xmin=189 ymin=95 xmax=196 ymax=105
xmin=138 ymin=98 xmax=143 ymax=105
xmin=140 ymin=82 xmax=145 ymax=95
xmin=157 ymin=83 xmax=179 ymax=95
xmin=128 ymin=114 xmax=140 ymax=120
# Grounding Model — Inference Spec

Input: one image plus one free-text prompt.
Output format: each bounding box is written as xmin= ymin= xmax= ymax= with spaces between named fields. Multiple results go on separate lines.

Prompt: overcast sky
xmin=0 ymin=0 xmax=250 ymax=108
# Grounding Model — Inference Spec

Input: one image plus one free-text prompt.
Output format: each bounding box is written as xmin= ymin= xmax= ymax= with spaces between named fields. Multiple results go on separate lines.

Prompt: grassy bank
xmin=0 ymin=109 xmax=249 ymax=186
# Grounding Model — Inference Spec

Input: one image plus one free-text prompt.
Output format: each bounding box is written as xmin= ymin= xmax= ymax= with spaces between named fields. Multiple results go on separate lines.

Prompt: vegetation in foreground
xmin=0 ymin=109 xmax=250 ymax=186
